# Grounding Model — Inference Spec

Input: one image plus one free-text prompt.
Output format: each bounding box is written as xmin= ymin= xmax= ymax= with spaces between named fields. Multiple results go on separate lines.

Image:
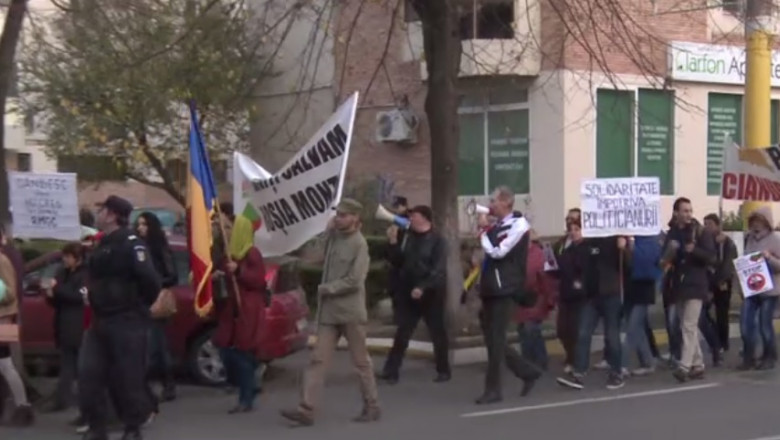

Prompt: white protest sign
xmin=542 ymin=242 xmax=558 ymax=271
xmin=9 ymin=171 xmax=80 ymax=240
xmin=233 ymin=92 xmax=358 ymax=257
xmin=580 ymin=177 xmax=661 ymax=238
xmin=734 ymin=252 xmax=775 ymax=297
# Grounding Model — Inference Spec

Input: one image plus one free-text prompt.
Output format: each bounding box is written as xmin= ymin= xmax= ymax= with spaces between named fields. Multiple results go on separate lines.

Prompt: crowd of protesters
xmin=3 ymin=188 xmax=780 ymax=435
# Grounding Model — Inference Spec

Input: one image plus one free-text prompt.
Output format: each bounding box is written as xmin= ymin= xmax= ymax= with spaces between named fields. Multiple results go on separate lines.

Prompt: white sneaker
xmin=594 ymin=360 xmax=609 ymax=370
xmin=631 ymin=367 xmax=656 ymax=376
xmin=75 ymin=424 xmax=89 ymax=435
xmin=621 ymin=367 xmax=630 ymax=378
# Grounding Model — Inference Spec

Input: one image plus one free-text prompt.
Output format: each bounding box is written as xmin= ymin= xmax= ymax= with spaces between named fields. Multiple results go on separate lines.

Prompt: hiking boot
xmin=280 ymin=408 xmax=314 ymax=427
xmin=352 ymin=407 xmax=381 ymax=423
xmin=9 ymin=405 xmax=34 ymax=427
xmin=557 ymin=372 xmax=584 ymax=390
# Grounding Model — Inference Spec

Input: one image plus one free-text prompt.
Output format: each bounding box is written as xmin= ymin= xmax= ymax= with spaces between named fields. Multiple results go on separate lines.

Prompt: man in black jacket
xmin=557 ymin=236 xmax=628 ymax=391
xmin=378 ymin=205 xmax=450 ymax=384
xmin=475 ymin=186 xmax=541 ymax=405
xmin=385 ymin=196 xmax=409 ymax=325
xmin=79 ymin=196 xmax=162 ymax=440
xmin=663 ymin=198 xmax=716 ymax=382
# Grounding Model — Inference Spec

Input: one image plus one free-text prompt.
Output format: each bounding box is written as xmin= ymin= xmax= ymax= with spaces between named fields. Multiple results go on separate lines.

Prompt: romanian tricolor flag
xmin=186 ymin=102 xmax=218 ymax=318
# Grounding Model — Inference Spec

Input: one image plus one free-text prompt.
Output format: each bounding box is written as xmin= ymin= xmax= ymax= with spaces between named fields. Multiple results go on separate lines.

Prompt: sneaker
xmin=606 ymin=374 xmax=625 ymax=390
xmin=688 ymin=366 xmax=705 ymax=380
xmin=593 ymin=360 xmax=609 ymax=370
xmin=76 ymin=423 xmax=90 ymax=435
xmin=631 ymin=366 xmax=656 ymax=377
xmin=563 ymin=364 xmax=573 ymax=374
xmin=621 ymin=367 xmax=630 ymax=378
xmin=142 ymin=412 xmax=155 ymax=428
xmin=280 ymin=408 xmax=314 ymax=427
xmin=352 ymin=407 xmax=381 ymax=423
xmin=672 ymin=367 xmax=689 ymax=383
xmin=556 ymin=372 xmax=584 ymax=390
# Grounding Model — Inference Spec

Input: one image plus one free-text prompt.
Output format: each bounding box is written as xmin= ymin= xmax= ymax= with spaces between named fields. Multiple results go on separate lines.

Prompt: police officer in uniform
xmin=80 ymin=196 xmax=161 ymax=440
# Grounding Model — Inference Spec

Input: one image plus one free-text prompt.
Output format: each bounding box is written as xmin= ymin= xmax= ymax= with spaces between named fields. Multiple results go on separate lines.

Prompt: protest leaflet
xmin=734 ymin=252 xmax=775 ymax=297
xmin=580 ymin=177 xmax=661 ymax=238
xmin=9 ymin=171 xmax=80 ymax=241
xmin=233 ymin=92 xmax=358 ymax=257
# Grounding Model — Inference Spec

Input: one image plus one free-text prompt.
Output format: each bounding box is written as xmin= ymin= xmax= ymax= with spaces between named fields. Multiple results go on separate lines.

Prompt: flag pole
xmin=214 ymin=196 xmax=242 ymax=310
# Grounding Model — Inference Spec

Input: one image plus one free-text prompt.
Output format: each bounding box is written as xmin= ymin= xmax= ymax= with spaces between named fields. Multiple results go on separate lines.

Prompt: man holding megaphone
xmin=377 ymin=197 xmax=410 ymax=325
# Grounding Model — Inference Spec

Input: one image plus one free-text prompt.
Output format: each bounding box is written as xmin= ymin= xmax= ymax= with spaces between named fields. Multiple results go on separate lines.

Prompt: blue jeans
xmin=741 ymin=295 xmax=779 ymax=363
xmin=220 ymin=347 xmax=258 ymax=408
xmin=665 ymin=303 xmax=682 ymax=361
xmin=574 ymin=295 xmax=622 ymax=375
xmin=622 ymin=304 xmax=654 ymax=369
xmin=517 ymin=322 xmax=548 ymax=370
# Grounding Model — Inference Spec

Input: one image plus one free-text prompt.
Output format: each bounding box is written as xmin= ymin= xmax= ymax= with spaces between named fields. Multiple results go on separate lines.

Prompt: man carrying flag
xmin=187 ymin=101 xmax=219 ymax=318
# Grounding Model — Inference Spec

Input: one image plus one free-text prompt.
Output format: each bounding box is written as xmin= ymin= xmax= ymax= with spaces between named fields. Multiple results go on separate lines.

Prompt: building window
xmin=705 ymin=92 xmax=779 ymax=195
xmin=596 ymin=88 xmax=675 ymax=195
xmin=457 ymin=91 xmax=530 ymax=196
xmin=721 ymin=0 xmax=742 ymax=16
xmin=16 ymin=153 xmax=30 ymax=172
xmin=459 ymin=0 xmax=514 ymax=40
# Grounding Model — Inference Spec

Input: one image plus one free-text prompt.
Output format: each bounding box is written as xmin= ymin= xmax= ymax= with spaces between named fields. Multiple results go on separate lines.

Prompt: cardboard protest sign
xmin=9 ymin=172 xmax=80 ymax=240
xmin=580 ymin=177 xmax=661 ymax=238
xmin=734 ymin=252 xmax=775 ymax=297
xmin=233 ymin=92 xmax=358 ymax=257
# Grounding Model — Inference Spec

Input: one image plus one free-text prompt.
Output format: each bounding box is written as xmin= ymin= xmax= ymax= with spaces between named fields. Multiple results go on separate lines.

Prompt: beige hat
xmin=336 ymin=198 xmax=363 ymax=215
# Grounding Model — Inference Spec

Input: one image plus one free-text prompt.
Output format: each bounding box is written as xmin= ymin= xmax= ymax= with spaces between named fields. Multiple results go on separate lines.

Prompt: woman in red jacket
xmin=212 ymin=216 xmax=266 ymax=414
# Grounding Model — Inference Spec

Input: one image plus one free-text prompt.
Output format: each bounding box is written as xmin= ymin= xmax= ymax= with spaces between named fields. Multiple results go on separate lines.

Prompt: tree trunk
xmin=413 ymin=1 xmax=464 ymax=335
xmin=0 ymin=0 xmax=28 ymax=225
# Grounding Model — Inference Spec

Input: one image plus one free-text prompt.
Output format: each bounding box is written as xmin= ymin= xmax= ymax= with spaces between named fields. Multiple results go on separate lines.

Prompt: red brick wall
xmin=334 ymin=0 xmax=432 ymax=205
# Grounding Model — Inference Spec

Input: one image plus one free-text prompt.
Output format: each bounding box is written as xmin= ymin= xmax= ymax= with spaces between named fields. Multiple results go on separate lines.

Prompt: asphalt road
xmin=2 ymin=349 xmax=780 ymax=440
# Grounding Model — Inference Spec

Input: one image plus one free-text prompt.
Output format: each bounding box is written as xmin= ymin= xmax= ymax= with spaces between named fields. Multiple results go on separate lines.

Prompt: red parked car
xmin=20 ymin=237 xmax=310 ymax=386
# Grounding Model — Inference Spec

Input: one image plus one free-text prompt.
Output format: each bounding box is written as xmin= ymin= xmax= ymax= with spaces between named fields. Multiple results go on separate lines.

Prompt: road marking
xmin=741 ymin=436 xmax=780 ymax=440
xmin=460 ymin=382 xmax=721 ymax=418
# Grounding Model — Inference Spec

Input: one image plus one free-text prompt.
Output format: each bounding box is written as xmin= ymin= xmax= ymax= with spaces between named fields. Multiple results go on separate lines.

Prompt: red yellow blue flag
xmin=186 ymin=101 xmax=217 ymax=317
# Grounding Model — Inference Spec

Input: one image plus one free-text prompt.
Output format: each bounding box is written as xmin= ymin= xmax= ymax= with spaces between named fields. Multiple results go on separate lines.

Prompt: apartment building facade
xmin=249 ymin=0 xmax=780 ymax=236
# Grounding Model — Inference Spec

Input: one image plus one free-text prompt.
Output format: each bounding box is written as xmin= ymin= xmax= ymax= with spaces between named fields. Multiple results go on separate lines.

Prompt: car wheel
xmin=187 ymin=330 xmax=226 ymax=386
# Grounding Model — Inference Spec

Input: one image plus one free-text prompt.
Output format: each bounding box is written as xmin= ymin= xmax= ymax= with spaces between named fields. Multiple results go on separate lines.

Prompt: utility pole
xmin=742 ymin=0 xmax=774 ymax=225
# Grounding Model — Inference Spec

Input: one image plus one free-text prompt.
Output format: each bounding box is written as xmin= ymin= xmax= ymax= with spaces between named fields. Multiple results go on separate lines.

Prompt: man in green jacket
xmin=281 ymin=198 xmax=380 ymax=426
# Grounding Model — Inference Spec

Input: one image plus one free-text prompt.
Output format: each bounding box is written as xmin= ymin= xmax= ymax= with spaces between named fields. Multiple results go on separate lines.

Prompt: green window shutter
xmin=637 ymin=89 xmax=675 ymax=195
xmin=596 ymin=89 xmax=634 ymax=178
xmin=771 ymin=99 xmax=779 ymax=145
xmin=487 ymin=109 xmax=530 ymax=194
xmin=706 ymin=93 xmax=742 ymax=196
xmin=458 ymin=113 xmax=486 ymax=195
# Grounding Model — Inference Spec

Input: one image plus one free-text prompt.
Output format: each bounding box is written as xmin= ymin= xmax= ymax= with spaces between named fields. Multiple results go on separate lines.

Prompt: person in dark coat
xmin=135 ymin=212 xmax=178 ymax=408
xmin=43 ymin=242 xmax=88 ymax=412
xmin=378 ymin=204 xmax=449 ymax=384
xmin=662 ymin=197 xmax=716 ymax=382
xmin=557 ymin=235 xmax=629 ymax=391
xmin=385 ymin=196 xmax=409 ymax=325
xmin=555 ymin=220 xmax=588 ymax=373
xmin=703 ymin=213 xmax=738 ymax=352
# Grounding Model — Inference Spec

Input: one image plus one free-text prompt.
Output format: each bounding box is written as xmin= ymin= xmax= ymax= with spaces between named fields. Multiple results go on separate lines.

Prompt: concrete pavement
xmin=3 ymin=347 xmax=780 ymax=440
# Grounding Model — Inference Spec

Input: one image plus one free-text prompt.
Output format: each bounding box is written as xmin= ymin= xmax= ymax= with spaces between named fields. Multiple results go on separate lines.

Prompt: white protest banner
xmin=721 ymin=140 xmax=780 ymax=202
xmin=9 ymin=171 xmax=80 ymax=240
xmin=580 ymin=177 xmax=661 ymax=238
xmin=734 ymin=252 xmax=775 ymax=297
xmin=233 ymin=92 xmax=358 ymax=257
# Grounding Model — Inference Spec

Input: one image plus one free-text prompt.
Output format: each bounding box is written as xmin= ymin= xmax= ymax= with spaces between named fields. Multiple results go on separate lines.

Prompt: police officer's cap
xmin=97 ymin=195 xmax=133 ymax=219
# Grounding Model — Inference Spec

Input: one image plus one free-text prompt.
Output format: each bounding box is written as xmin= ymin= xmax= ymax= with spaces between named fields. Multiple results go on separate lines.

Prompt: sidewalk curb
xmin=305 ymin=320 xmax=780 ymax=365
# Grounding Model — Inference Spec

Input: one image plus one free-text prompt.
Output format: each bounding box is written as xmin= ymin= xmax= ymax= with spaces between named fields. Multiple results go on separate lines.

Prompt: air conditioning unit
xmin=375 ymin=108 xmax=419 ymax=144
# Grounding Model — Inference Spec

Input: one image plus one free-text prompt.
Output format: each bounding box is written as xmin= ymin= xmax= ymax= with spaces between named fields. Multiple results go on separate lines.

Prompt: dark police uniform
xmin=79 ymin=198 xmax=161 ymax=440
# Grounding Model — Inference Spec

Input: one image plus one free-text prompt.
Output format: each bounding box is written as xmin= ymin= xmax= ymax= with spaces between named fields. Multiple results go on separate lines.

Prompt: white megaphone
xmin=375 ymin=204 xmax=410 ymax=229
xmin=465 ymin=199 xmax=490 ymax=216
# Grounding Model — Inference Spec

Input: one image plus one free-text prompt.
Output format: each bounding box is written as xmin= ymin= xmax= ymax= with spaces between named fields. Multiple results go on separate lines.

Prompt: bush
xmin=299 ymin=261 xmax=388 ymax=311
